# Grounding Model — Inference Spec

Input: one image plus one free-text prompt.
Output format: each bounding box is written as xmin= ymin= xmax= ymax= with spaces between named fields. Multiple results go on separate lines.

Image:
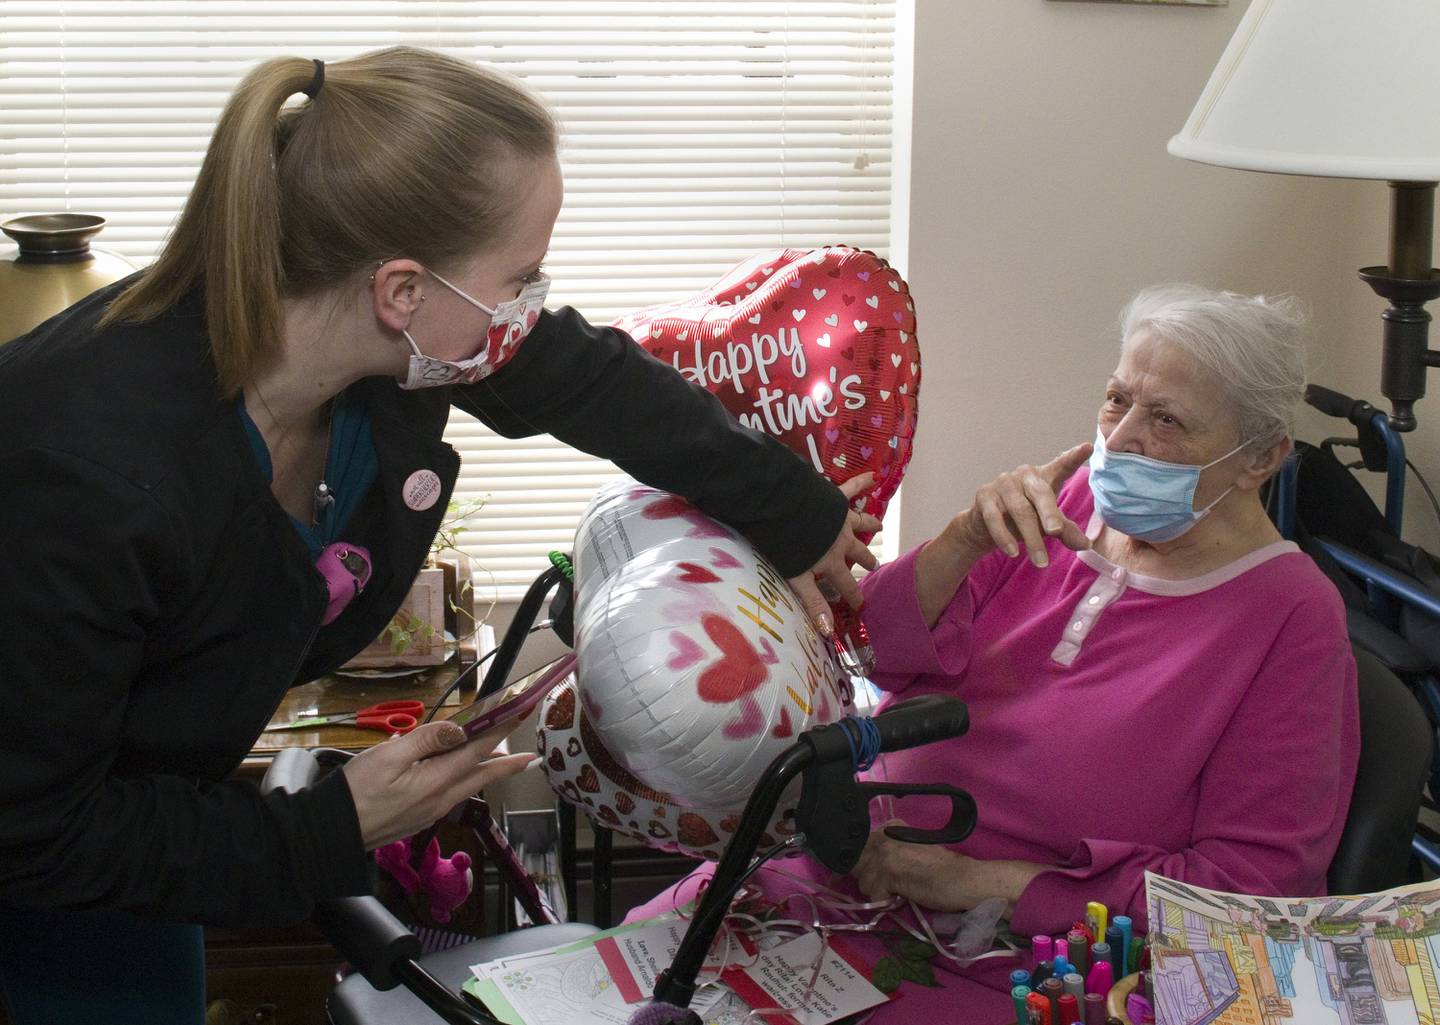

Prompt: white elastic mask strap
xmin=1201 ymin=438 xmax=1252 ymax=471
xmin=1197 ymin=484 xmax=1236 ymax=515
xmin=426 ymin=268 xmax=499 ymax=316
xmin=1194 ymin=438 xmax=1257 ymax=511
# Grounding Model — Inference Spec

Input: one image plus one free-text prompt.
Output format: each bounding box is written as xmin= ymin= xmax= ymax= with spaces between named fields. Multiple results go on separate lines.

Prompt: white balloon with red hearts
xmin=536 ymin=675 xmax=802 ymax=861
xmin=536 ymin=478 xmax=852 ymax=855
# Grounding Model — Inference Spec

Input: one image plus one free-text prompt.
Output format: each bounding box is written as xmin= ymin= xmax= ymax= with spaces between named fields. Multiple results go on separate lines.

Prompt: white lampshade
xmin=1168 ymin=0 xmax=1440 ymax=181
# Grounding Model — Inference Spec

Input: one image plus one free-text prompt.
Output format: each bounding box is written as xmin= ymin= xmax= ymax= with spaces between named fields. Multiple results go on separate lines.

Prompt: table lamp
xmin=1167 ymin=0 xmax=1440 ymax=431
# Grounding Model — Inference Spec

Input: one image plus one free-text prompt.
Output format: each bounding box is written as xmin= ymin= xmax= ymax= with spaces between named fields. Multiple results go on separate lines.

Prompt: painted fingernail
xmin=816 ymin=612 xmax=833 ymax=637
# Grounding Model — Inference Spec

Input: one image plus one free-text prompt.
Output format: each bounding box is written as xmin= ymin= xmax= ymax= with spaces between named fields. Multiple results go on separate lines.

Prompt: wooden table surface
xmin=241 ymin=659 xmax=484 ymax=772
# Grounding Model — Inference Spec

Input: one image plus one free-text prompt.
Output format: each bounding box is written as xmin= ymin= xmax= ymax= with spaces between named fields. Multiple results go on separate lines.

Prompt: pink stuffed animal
xmin=374 ymin=836 xmax=474 ymax=924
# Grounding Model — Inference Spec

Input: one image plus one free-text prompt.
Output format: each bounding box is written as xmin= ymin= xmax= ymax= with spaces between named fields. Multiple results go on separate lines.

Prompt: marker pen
xmin=1054 ymin=934 xmax=1069 ymax=965
xmin=1026 ymin=991 xmax=1053 ymax=1025
xmin=1066 ymin=928 xmax=1091 ymax=975
xmin=1043 ymin=977 xmax=1064 ymax=1023
xmin=1088 ymin=942 xmax=1111 ymax=987
xmin=1033 ymin=934 xmax=1054 ymax=968
xmin=1085 ymin=901 xmax=1108 ymax=947
xmin=1053 ymin=955 xmax=1074 ymax=979
xmin=1130 ymin=936 xmax=1146 ymax=976
xmin=1113 ymin=915 xmax=1133 ymax=975
xmin=1085 ymin=957 xmax=1113 ymax=997
xmin=1062 ymin=972 xmax=1085 ymax=1002
xmin=1031 ymin=959 xmax=1054 ymax=990
xmin=1058 ymin=993 xmax=1081 ymax=1024
xmin=1013 ymin=983 xmax=1033 ymax=1025
xmin=1083 ymin=992 xmax=1106 ymax=1025
xmin=1012 ymin=968 xmax=1034 ymax=990
xmin=1104 ymin=925 xmax=1125 ymax=977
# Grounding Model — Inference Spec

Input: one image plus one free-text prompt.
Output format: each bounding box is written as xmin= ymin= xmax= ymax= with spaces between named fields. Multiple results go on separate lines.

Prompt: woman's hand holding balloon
xmin=342 ymin=721 xmax=538 ymax=850
xmin=916 ymin=444 xmax=1093 ymax=627
xmin=788 ymin=472 xmax=881 ymax=636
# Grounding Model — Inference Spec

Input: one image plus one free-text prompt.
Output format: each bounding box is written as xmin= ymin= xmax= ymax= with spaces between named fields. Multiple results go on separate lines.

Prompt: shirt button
xmin=1088 ymin=595 xmax=1101 ymax=605
xmin=1073 ymin=621 xmax=1085 ymax=632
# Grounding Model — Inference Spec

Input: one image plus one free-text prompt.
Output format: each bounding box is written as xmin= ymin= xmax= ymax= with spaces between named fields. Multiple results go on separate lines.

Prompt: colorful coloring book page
xmin=1146 ymin=871 xmax=1440 ymax=1025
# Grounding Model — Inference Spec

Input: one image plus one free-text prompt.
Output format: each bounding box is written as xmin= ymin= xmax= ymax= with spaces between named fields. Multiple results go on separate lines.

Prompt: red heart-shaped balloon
xmin=614 ymin=246 xmax=919 ymax=524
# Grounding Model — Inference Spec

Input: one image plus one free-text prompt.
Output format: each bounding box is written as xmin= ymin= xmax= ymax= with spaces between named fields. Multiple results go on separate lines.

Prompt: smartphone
xmin=448 ymin=656 xmax=575 ymax=739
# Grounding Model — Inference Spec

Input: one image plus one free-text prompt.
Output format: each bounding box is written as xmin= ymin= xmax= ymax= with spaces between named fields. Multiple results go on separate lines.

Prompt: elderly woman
xmin=629 ymin=284 xmax=1359 ymax=1022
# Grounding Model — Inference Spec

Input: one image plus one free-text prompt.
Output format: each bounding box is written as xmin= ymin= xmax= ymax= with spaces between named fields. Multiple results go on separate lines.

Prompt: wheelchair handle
xmin=1306 ymin=384 xmax=1379 ymax=429
xmin=653 ymin=695 xmax=972 ymax=1010
xmin=871 ymin=693 xmax=970 ymax=754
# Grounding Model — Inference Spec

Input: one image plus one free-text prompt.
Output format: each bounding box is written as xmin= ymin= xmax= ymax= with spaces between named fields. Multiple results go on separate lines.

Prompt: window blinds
xmin=1 ymin=0 xmax=898 ymax=593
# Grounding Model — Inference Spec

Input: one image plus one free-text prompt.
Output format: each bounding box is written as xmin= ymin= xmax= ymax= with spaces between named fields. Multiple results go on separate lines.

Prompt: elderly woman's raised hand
xmin=951 ymin=443 xmax=1093 ymax=567
xmin=913 ymin=443 xmax=1093 ymax=628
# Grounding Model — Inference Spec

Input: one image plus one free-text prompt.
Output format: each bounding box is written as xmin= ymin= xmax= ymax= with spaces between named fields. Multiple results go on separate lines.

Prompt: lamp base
xmin=1358 ymin=266 xmax=1440 ymax=433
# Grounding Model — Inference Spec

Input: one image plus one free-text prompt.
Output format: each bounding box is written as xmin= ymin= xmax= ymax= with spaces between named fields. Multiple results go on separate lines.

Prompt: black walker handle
xmin=652 ymin=694 xmax=973 ymax=1012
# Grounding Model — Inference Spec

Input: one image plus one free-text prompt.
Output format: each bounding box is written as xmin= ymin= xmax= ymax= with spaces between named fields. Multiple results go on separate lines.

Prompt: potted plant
xmin=341 ymin=498 xmax=494 ymax=670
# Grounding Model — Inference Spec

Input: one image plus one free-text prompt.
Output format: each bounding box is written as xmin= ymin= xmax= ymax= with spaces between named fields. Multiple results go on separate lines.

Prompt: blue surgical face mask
xmin=1087 ymin=428 xmax=1251 ymax=543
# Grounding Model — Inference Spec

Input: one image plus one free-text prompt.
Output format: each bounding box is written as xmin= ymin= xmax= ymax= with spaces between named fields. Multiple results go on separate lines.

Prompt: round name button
xmin=402 ymin=469 xmax=442 ymax=512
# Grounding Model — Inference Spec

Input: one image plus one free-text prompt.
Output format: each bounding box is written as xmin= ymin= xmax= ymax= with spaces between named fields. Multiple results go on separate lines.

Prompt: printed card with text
xmin=594 ymin=917 xmax=730 ymax=1004
xmin=721 ymin=932 xmax=892 ymax=1025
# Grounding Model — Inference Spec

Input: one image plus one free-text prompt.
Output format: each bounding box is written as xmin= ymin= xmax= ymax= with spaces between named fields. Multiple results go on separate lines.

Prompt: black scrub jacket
xmin=0 ymin=279 xmax=847 ymax=927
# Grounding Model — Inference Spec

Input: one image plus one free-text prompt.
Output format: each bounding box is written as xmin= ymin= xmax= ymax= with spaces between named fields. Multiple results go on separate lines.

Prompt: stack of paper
xmin=464 ymin=912 xmax=891 ymax=1025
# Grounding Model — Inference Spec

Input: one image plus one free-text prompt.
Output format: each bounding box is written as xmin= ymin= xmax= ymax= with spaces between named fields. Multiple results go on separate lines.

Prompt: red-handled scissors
xmin=265 ymin=699 xmax=426 ymax=735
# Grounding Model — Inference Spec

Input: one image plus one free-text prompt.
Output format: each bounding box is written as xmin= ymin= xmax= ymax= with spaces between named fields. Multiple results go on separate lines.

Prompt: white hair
xmin=1119 ymin=284 xmax=1307 ymax=450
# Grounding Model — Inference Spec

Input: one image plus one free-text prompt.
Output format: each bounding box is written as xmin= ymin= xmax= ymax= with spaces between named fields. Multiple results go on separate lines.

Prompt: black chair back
xmin=1327 ymin=645 xmax=1431 ymax=894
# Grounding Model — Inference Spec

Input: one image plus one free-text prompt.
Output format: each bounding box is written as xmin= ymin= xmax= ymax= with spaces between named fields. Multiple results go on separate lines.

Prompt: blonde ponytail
xmin=100 ymin=48 xmax=557 ymax=397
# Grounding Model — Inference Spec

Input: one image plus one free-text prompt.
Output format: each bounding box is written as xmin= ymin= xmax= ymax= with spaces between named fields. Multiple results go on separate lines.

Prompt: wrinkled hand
xmin=788 ymin=473 xmax=882 ymax=636
xmin=948 ymin=443 xmax=1093 ymax=568
xmin=342 ymin=721 xmax=537 ymax=850
xmin=854 ymin=822 xmax=1046 ymax=915
xmin=853 ymin=824 xmax=970 ymax=912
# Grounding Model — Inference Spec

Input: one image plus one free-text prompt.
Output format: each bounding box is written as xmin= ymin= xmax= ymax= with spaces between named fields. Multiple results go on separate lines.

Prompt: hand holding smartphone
xmin=447 ymin=653 xmax=576 ymax=740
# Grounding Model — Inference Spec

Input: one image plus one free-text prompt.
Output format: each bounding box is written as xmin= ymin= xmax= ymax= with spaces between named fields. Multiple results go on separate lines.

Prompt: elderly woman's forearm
xmin=914 ymin=525 xmax=987 ymax=628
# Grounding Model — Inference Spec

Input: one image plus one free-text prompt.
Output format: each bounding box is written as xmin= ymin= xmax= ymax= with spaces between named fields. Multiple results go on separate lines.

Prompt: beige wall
xmin=898 ymin=0 xmax=1438 ymax=552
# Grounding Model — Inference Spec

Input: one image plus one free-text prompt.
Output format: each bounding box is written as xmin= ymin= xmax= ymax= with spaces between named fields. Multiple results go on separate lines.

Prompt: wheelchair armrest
xmin=1348 ymin=607 xmax=1434 ymax=676
xmin=259 ymin=748 xmax=422 ymax=992
xmin=315 ymin=895 xmax=423 ymax=992
xmin=261 ymin=746 xmax=327 ymax=795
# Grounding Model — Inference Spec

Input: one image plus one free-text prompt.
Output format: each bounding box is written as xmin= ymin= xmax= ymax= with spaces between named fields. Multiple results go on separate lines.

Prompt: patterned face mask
xmin=399 ymin=269 xmax=550 ymax=390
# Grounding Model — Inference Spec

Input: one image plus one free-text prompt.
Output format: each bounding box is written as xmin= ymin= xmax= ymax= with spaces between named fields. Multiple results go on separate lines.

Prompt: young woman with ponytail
xmin=0 ymin=48 xmax=874 ymax=1022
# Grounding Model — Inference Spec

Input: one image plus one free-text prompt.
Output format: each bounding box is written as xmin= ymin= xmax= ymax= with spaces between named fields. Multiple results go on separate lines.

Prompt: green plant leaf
xmin=871 ymin=957 xmax=903 ymax=994
xmin=898 ymin=957 xmax=938 ymax=988
xmin=386 ymin=622 xmax=411 ymax=655
xmin=899 ymin=937 xmax=936 ymax=962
